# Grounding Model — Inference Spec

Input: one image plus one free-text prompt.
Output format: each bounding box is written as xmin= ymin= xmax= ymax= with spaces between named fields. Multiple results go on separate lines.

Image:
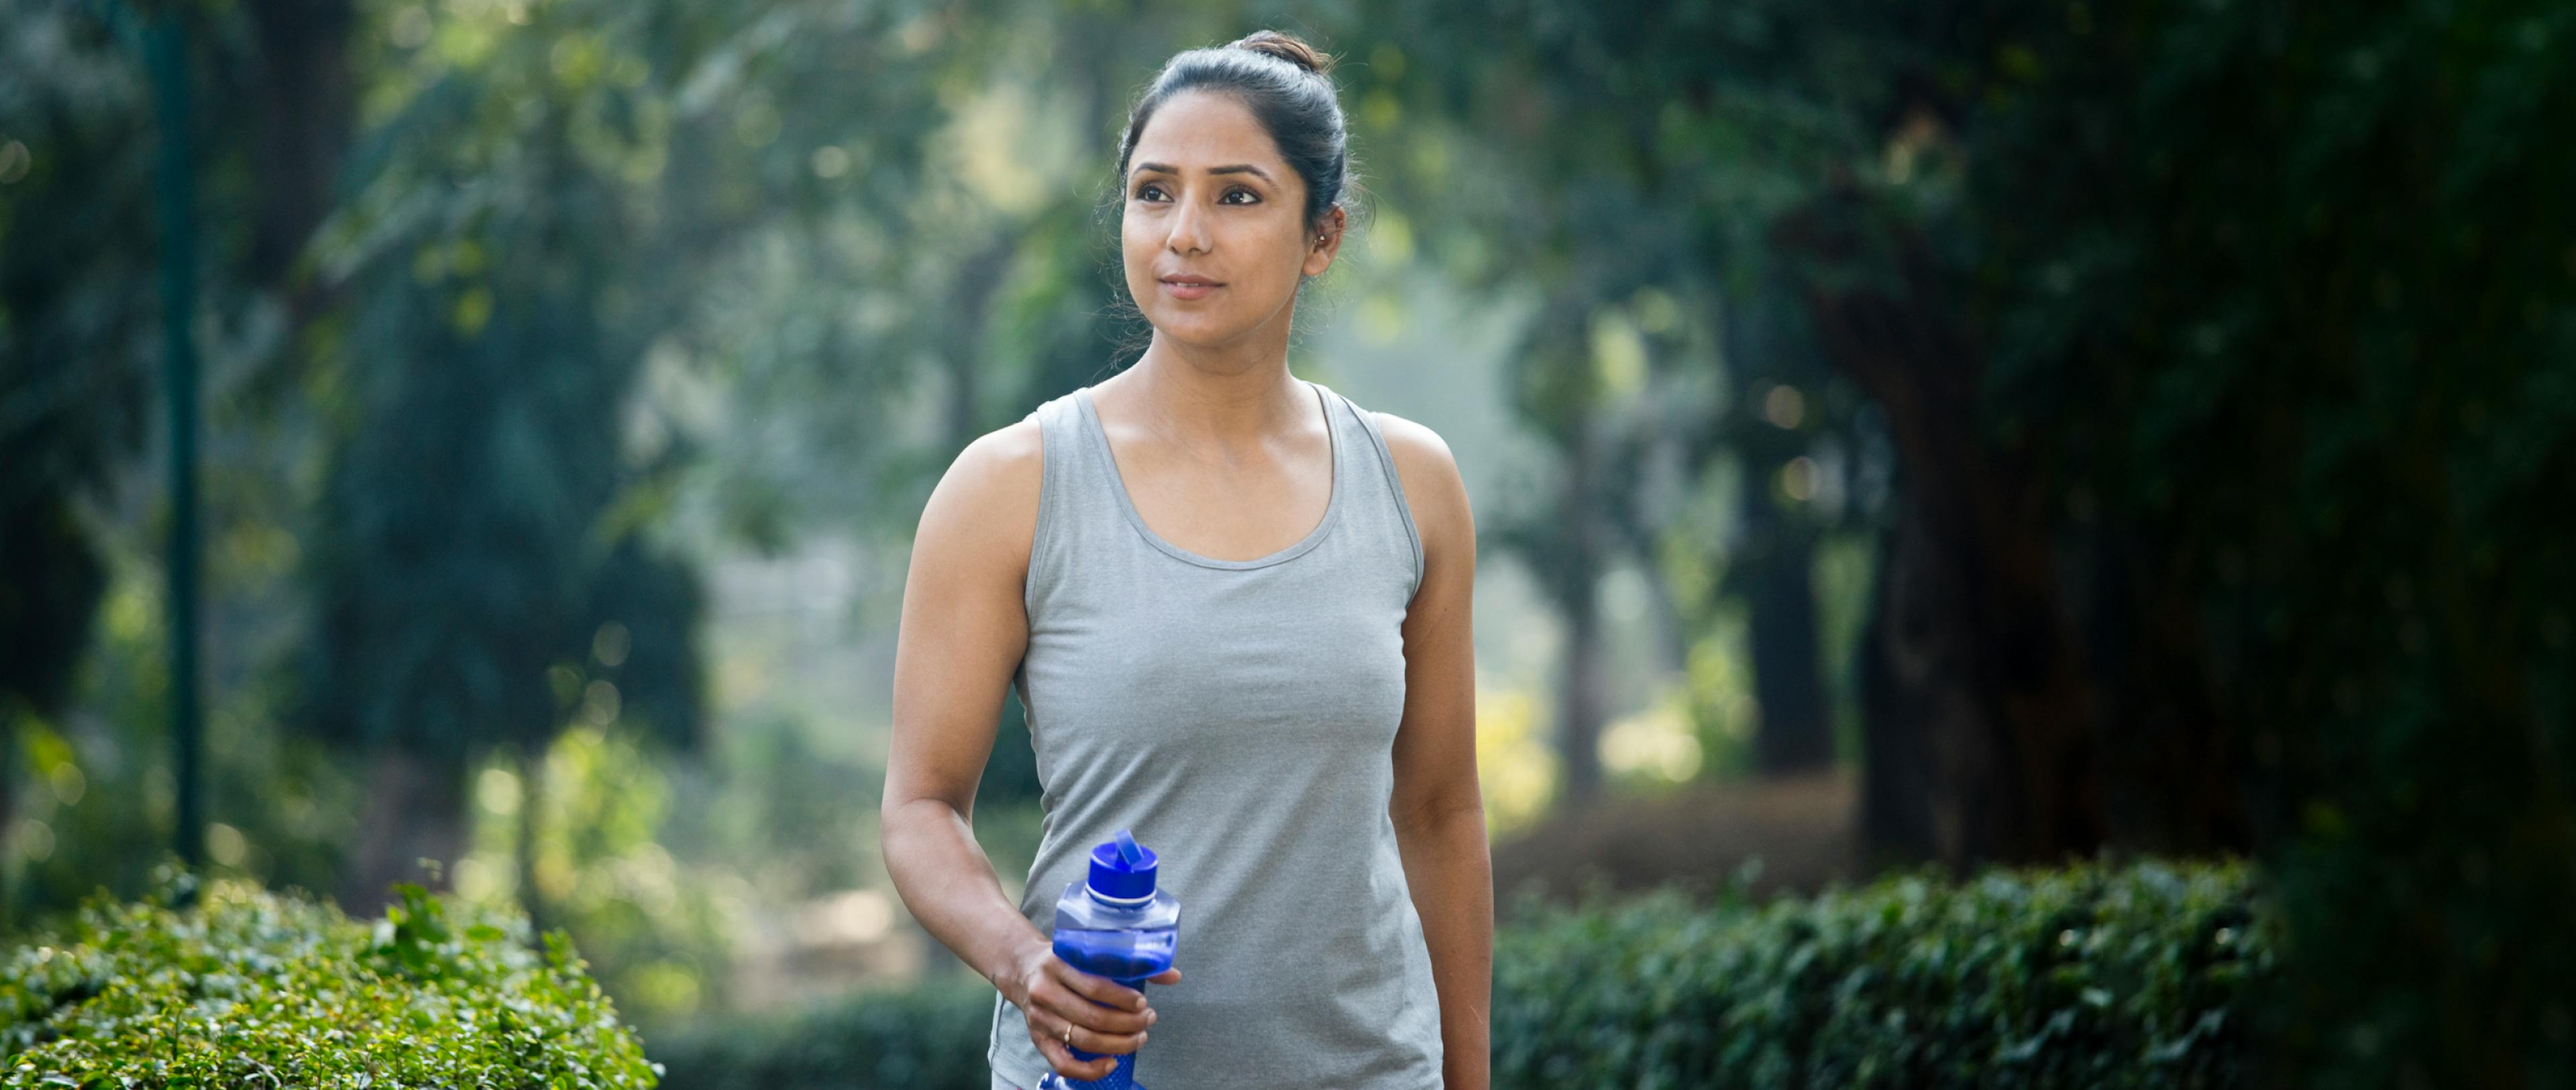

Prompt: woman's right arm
xmin=881 ymin=420 xmax=1049 ymax=993
xmin=878 ymin=420 xmax=1160 ymax=1082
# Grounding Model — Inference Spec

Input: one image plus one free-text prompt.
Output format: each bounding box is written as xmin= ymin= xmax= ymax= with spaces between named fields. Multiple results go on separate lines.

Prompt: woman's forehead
xmin=1131 ymin=92 xmax=1285 ymax=173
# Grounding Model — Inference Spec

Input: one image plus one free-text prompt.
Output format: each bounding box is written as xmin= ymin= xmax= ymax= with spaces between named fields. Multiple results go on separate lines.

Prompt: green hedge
xmin=1493 ymin=856 xmax=2272 ymax=1088
xmin=0 ymin=867 xmax=660 ymax=1088
xmin=651 ymin=855 xmax=2271 ymax=1090
xmin=649 ymin=975 xmax=998 ymax=1090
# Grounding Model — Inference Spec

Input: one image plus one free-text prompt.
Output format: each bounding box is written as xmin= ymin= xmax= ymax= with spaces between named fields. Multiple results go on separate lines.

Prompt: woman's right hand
xmin=1004 ymin=940 xmax=1182 ymax=1081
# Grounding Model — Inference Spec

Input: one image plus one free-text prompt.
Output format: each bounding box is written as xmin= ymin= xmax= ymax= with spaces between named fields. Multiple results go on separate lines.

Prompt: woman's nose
xmin=1168 ymin=200 xmax=1212 ymax=254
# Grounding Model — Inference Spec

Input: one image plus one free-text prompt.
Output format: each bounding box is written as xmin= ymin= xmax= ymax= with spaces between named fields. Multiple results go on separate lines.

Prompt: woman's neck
xmin=1110 ymin=343 xmax=1311 ymax=457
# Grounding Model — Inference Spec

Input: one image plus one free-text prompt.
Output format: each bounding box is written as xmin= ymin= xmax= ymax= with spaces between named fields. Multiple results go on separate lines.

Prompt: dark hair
xmin=1110 ymin=30 xmax=1364 ymax=259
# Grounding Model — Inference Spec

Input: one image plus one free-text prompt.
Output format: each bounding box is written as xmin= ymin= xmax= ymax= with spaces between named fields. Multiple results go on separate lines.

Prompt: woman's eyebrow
xmin=1130 ymin=162 xmax=1275 ymax=184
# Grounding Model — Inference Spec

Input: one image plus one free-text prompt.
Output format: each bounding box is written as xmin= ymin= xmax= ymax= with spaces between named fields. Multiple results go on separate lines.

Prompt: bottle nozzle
xmin=1085 ymin=829 xmax=1158 ymax=903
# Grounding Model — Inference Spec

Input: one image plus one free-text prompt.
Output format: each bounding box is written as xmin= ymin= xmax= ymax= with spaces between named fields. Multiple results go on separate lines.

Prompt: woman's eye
xmin=1132 ymin=183 xmax=1256 ymax=204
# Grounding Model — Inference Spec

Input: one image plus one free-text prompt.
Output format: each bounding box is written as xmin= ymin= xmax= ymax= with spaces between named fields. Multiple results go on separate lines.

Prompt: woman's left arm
xmin=1379 ymin=413 xmax=1491 ymax=1090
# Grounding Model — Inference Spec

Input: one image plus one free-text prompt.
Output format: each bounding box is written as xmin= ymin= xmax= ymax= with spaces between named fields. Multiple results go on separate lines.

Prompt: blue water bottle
xmin=1036 ymin=828 xmax=1181 ymax=1090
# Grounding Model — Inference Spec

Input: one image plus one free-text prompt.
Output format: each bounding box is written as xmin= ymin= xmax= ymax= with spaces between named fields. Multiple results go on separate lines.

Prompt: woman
xmin=880 ymin=30 xmax=1491 ymax=1090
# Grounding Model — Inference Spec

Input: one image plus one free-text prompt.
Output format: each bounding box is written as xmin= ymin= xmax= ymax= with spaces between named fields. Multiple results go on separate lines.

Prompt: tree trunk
xmin=244 ymin=0 xmax=355 ymax=296
xmin=945 ymin=236 xmax=1017 ymax=449
xmin=0 ymin=710 xmax=13 ymax=929
xmin=1717 ymin=264 xmax=1837 ymax=779
xmin=1858 ymin=507 xmax=1997 ymax=873
xmin=1557 ymin=566 xmax=1605 ymax=806
xmin=1854 ymin=519 xmax=1933 ymax=870
xmin=339 ymin=746 xmax=468 ymax=916
xmin=2071 ymin=522 xmax=2253 ymax=856
xmin=1780 ymin=200 xmax=2108 ymax=871
xmin=515 ymin=738 xmax=547 ymax=941
xmin=1743 ymin=486 xmax=1835 ymax=777
xmin=1555 ymin=427 xmax=1607 ymax=806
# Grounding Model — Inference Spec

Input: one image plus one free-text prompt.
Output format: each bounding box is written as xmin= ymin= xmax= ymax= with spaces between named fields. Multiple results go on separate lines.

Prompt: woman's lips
xmin=1161 ymin=280 xmax=1221 ymax=300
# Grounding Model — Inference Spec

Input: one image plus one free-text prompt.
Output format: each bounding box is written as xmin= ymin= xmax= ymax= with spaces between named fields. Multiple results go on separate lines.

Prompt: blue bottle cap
xmin=1086 ymin=828 xmax=1158 ymax=904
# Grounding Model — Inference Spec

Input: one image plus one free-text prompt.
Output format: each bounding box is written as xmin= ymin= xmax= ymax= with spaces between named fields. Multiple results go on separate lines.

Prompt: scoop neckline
xmin=1073 ymin=379 xmax=1344 ymax=570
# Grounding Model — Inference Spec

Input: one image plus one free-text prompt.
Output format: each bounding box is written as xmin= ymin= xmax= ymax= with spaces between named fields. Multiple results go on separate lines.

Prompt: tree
xmin=1372 ymin=0 xmax=2575 ymax=1082
xmin=292 ymin=0 xmax=724 ymax=914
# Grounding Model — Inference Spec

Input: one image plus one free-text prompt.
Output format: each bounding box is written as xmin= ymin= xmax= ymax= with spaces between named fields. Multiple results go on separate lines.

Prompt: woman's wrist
xmin=984 ymin=925 xmax=1050 ymax=999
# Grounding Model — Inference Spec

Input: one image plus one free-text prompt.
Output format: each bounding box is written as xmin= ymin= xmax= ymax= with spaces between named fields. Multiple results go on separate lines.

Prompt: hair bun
xmin=1230 ymin=30 xmax=1332 ymax=76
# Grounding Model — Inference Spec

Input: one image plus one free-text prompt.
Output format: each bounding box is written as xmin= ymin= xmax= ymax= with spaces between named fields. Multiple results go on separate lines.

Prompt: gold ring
xmin=1061 ymin=1022 xmax=1071 ymax=1046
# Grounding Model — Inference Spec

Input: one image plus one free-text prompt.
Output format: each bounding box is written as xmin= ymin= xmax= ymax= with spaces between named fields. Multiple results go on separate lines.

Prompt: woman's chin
xmin=1148 ymin=316 xmax=1250 ymax=347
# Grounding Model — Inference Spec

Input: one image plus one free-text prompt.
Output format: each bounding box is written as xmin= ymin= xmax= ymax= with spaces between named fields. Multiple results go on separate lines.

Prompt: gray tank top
xmin=985 ymin=377 xmax=1445 ymax=1090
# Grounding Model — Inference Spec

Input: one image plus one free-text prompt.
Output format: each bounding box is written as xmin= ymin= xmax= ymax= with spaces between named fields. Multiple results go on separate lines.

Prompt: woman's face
xmin=1121 ymin=89 xmax=1342 ymax=351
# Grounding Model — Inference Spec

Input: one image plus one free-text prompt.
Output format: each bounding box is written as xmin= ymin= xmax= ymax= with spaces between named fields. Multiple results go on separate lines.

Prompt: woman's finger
xmin=1028 ymin=980 xmax=1150 ymax=1050
xmin=1052 ymin=961 xmax=1153 ymax=1020
xmin=1032 ymin=1018 xmax=1122 ymax=1081
xmin=1034 ymin=991 xmax=1149 ymax=1053
xmin=1146 ymin=966 xmax=1182 ymax=985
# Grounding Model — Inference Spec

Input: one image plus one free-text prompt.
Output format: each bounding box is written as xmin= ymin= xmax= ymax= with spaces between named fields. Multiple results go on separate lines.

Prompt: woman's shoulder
xmin=1359 ymin=408 xmax=1471 ymax=557
xmin=1364 ymin=410 xmax=1455 ymax=481
xmin=949 ymin=413 xmax=1046 ymax=505
xmin=962 ymin=413 xmax=1047 ymax=480
xmin=914 ymin=415 xmax=1047 ymax=574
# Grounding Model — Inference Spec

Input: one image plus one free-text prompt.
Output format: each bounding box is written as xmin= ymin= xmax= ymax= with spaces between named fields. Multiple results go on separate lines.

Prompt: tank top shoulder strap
xmin=1315 ymin=383 xmax=1427 ymax=603
xmin=1022 ymin=390 xmax=1106 ymax=616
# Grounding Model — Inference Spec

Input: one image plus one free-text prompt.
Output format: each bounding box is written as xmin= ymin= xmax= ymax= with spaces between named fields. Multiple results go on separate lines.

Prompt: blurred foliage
xmin=0 ymin=0 xmax=166 ymax=728
xmin=649 ymin=855 xmax=2267 ymax=1090
xmin=1941 ymin=5 xmax=2576 ymax=1083
xmin=1492 ymin=856 xmax=2269 ymax=1088
xmin=1342 ymin=9 xmax=1903 ymax=798
xmin=0 ymin=864 xmax=659 ymax=1087
xmin=454 ymin=725 xmax=742 ymax=1028
xmin=292 ymin=0 xmax=714 ymax=800
xmin=1475 ymin=683 xmax=1558 ymax=836
xmin=1363 ymin=1 xmax=2576 ymax=1082
xmin=5 ymin=549 xmax=355 ymax=927
xmin=649 ymin=973 xmax=996 ymax=1090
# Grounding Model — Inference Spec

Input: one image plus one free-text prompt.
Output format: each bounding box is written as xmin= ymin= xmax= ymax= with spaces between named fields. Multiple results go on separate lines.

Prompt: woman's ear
xmin=1303 ymin=205 xmax=1347 ymax=276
